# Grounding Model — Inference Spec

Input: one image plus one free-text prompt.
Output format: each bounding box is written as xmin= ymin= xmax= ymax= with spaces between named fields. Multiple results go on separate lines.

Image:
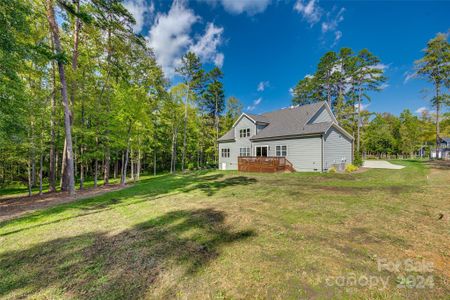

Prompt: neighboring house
xmin=217 ymin=101 xmax=354 ymax=172
xmin=430 ymin=137 xmax=450 ymax=160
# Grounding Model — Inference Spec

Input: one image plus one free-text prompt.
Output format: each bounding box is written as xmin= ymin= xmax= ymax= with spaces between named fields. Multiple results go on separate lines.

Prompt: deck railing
xmin=238 ymin=156 xmax=294 ymax=173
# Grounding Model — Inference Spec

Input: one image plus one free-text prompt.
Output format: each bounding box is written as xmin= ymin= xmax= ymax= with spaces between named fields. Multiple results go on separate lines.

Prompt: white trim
xmin=239 ymin=147 xmax=251 ymax=157
xmin=326 ymin=123 xmax=354 ymax=141
xmin=232 ymin=113 xmax=257 ymax=128
xmin=254 ymin=145 xmax=269 ymax=157
xmin=275 ymin=145 xmax=288 ymax=157
xmin=306 ymin=102 xmax=338 ymax=125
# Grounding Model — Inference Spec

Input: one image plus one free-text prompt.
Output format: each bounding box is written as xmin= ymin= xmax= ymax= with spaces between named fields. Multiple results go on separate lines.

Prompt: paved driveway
xmin=363 ymin=160 xmax=405 ymax=169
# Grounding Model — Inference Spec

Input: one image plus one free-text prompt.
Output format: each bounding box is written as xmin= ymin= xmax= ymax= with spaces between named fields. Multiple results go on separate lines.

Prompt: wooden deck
xmin=238 ymin=157 xmax=295 ymax=173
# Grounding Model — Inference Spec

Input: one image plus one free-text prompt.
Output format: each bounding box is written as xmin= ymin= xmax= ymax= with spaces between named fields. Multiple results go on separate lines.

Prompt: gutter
xmin=250 ymin=132 xmax=324 ymax=142
xmin=321 ymin=134 xmax=324 ymax=172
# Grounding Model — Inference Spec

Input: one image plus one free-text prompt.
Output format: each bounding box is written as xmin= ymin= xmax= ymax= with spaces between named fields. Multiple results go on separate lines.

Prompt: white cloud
xmin=257 ymin=81 xmax=270 ymax=92
xmin=371 ymin=63 xmax=389 ymax=71
xmin=304 ymin=74 xmax=315 ymax=79
xmin=294 ymin=1 xmax=346 ymax=47
xmin=380 ymin=83 xmax=389 ymax=90
xmin=206 ymin=0 xmax=271 ymax=15
xmin=147 ymin=0 xmax=198 ymax=77
xmin=321 ymin=7 xmax=345 ymax=33
xmin=321 ymin=7 xmax=345 ymax=48
xmin=331 ymin=30 xmax=342 ymax=48
xmin=147 ymin=1 xmax=225 ymax=78
xmin=355 ymin=103 xmax=370 ymax=111
xmin=404 ymin=71 xmax=416 ymax=84
xmin=214 ymin=53 xmax=224 ymax=68
xmin=289 ymin=87 xmax=295 ymax=96
xmin=247 ymin=97 xmax=262 ymax=111
xmin=123 ymin=0 xmax=154 ymax=33
xmin=415 ymin=107 xmax=428 ymax=114
xmin=189 ymin=23 xmax=224 ymax=68
xmin=294 ymin=0 xmax=322 ymax=25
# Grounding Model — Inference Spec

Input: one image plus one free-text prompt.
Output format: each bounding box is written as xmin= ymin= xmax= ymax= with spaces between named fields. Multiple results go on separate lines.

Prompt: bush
xmin=345 ymin=164 xmax=359 ymax=173
xmin=328 ymin=166 xmax=337 ymax=173
xmin=353 ymin=152 xmax=363 ymax=167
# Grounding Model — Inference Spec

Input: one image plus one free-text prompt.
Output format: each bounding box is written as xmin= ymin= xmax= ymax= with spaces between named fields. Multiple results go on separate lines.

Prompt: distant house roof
xmin=218 ymin=101 xmax=353 ymax=142
xmin=440 ymin=137 xmax=450 ymax=144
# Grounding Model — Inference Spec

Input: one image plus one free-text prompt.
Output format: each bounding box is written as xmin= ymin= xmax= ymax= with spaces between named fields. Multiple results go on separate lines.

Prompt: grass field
xmin=0 ymin=161 xmax=449 ymax=299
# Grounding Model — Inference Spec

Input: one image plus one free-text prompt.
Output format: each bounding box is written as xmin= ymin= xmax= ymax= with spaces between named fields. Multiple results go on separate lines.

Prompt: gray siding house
xmin=218 ymin=101 xmax=354 ymax=172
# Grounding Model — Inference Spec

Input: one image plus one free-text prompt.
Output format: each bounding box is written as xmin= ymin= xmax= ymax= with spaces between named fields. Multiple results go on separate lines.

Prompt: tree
xmin=222 ymin=96 xmax=243 ymax=131
xmin=46 ymin=0 xmax=76 ymax=196
xmin=399 ymin=109 xmax=420 ymax=157
xmin=203 ymin=67 xmax=225 ymax=163
xmin=354 ymin=49 xmax=387 ymax=153
xmin=415 ymin=33 xmax=450 ymax=151
xmin=175 ymin=52 xmax=204 ymax=172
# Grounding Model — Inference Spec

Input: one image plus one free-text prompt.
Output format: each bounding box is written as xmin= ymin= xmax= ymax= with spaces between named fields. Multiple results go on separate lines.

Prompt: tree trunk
xmin=46 ymin=0 xmax=76 ymax=196
xmin=104 ymin=146 xmax=110 ymax=184
xmin=93 ymin=159 xmax=98 ymax=188
xmin=49 ymin=57 xmax=57 ymax=192
xmin=435 ymin=82 xmax=440 ymax=152
xmin=356 ymin=87 xmax=362 ymax=154
xmin=80 ymin=160 xmax=84 ymax=190
xmin=121 ymin=124 xmax=132 ymax=186
xmin=60 ymin=141 xmax=68 ymax=190
xmin=114 ymin=158 xmax=118 ymax=179
xmin=181 ymin=84 xmax=190 ymax=172
xmin=215 ymin=96 xmax=219 ymax=165
xmin=153 ymin=150 xmax=156 ymax=176
xmin=171 ymin=125 xmax=178 ymax=173
xmin=130 ymin=151 xmax=134 ymax=182
xmin=39 ymin=152 xmax=43 ymax=195
xmin=27 ymin=160 xmax=32 ymax=197
xmin=137 ymin=148 xmax=141 ymax=180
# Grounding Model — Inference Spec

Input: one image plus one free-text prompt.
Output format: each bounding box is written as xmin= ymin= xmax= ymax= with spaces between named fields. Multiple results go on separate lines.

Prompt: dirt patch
xmin=0 ymin=184 xmax=129 ymax=222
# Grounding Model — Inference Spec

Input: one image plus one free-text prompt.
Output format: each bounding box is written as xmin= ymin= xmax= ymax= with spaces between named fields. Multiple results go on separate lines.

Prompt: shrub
xmin=328 ymin=166 xmax=337 ymax=173
xmin=345 ymin=164 xmax=359 ymax=173
xmin=353 ymin=152 xmax=363 ymax=167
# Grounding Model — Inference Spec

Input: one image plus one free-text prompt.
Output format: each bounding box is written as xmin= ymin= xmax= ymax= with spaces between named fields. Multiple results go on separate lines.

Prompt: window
xmin=239 ymin=147 xmax=250 ymax=157
xmin=221 ymin=148 xmax=230 ymax=158
xmin=276 ymin=145 xmax=287 ymax=157
xmin=239 ymin=128 xmax=251 ymax=138
xmin=255 ymin=146 xmax=268 ymax=157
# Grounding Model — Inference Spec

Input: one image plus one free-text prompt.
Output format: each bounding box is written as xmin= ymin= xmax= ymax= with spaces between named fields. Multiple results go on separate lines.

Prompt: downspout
xmin=321 ymin=134 xmax=324 ymax=172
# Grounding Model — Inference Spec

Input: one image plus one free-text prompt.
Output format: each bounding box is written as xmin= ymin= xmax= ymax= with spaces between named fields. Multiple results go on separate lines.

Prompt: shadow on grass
xmin=0 ymin=208 xmax=255 ymax=299
xmin=0 ymin=172 xmax=257 ymax=236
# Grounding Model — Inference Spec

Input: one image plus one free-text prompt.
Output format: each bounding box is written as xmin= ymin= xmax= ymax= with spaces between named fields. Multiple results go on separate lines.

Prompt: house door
xmin=255 ymin=146 xmax=268 ymax=157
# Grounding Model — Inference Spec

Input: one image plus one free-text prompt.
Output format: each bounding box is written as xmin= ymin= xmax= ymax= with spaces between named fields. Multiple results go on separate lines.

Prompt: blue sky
xmin=124 ymin=0 xmax=449 ymax=116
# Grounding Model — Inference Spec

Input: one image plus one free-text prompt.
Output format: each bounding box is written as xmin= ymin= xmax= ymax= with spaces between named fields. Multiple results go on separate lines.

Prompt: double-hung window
xmin=276 ymin=145 xmax=287 ymax=157
xmin=221 ymin=148 xmax=230 ymax=158
xmin=239 ymin=128 xmax=251 ymax=138
xmin=239 ymin=147 xmax=250 ymax=157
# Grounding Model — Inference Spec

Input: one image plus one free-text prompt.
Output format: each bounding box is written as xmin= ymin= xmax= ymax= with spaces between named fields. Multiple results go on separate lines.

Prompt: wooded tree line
xmin=0 ymin=0 xmax=242 ymax=195
xmin=291 ymin=34 xmax=449 ymax=160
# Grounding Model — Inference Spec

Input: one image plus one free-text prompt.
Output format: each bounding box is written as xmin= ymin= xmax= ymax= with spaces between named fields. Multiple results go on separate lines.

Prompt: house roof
xmin=245 ymin=113 xmax=270 ymax=124
xmin=440 ymin=137 xmax=450 ymax=144
xmin=218 ymin=101 xmax=353 ymax=142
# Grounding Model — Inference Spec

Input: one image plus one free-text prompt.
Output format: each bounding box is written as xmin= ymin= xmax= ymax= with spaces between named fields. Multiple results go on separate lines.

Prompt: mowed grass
xmin=0 ymin=161 xmax=449 ymax=299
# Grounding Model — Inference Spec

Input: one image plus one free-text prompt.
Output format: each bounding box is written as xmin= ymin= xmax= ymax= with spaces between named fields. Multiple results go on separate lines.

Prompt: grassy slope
xmin=0 ymin=161 xmax=448 ymax=299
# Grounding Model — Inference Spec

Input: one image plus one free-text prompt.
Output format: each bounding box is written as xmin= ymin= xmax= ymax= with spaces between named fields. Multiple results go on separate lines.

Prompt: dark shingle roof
xmin=217 ymin=128 xmax=235 ymax=142
xmin=217 ymin=101 xmax=345 ymax=142
xmin=250 ymin=102 xmax=327 ymax=140
xmin=246 ymin=113 xmax=270 ymax=124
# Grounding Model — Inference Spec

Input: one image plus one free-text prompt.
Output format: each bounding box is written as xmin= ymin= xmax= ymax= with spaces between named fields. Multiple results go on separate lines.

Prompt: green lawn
xmin=0 ymin=161 xmax=448 ymax=299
